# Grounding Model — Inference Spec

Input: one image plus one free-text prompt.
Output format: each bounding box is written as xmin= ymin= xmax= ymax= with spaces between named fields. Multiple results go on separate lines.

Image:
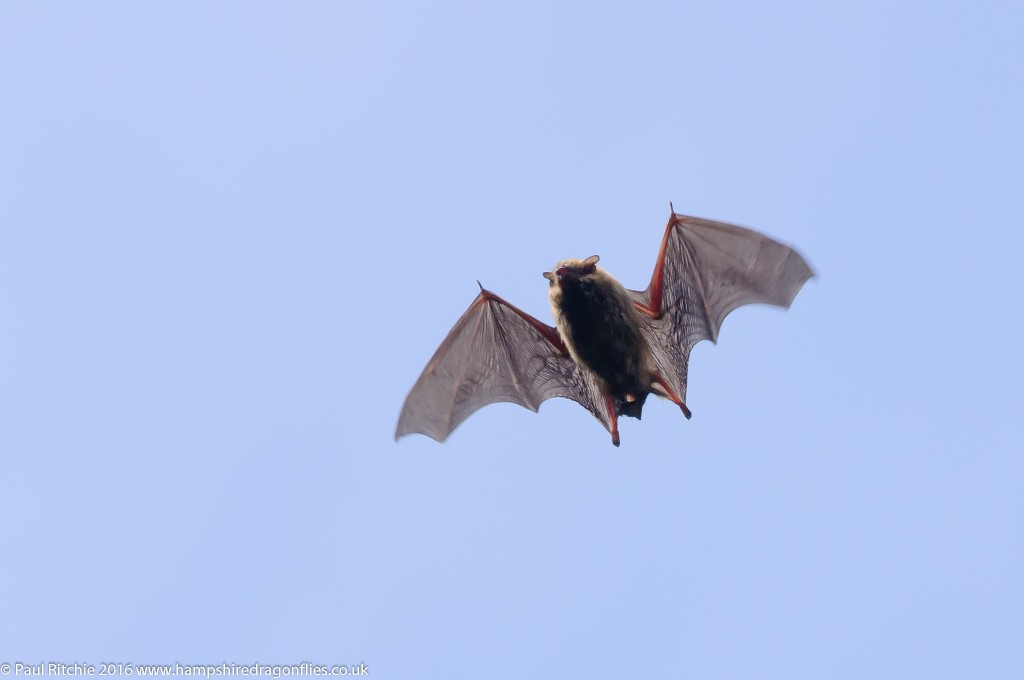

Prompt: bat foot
xmin=604 ymin=395 xmax=621 ymax=447
xmin=651 ymin=373 xmax=691 ymax=419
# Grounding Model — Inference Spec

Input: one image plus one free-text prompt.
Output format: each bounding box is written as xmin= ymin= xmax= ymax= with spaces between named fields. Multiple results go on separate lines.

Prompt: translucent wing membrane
xmin=395 ymin=289 xmax=611 ymax=442
xmin=629 ymin=213 xmax=814 ymax=404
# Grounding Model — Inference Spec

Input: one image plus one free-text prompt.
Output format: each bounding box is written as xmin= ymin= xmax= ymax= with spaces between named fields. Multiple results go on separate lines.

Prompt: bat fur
xmin=546 ymin=256 xmax=652 ymax=420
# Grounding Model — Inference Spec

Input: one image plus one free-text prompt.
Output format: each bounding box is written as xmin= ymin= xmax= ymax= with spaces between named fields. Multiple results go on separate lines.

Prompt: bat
xmin=395 ymin=208 xmax=813 ymax=446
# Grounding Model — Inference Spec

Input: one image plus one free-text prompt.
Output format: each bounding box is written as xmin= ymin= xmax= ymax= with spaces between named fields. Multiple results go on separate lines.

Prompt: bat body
xmin=396 ymin=209 xmax=813 ymax=446
xmin=546 ymin=257 xmax=654 ymax=422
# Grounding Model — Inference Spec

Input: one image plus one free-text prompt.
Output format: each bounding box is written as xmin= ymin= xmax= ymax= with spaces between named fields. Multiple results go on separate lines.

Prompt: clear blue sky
xmin=2 ymin=2 xmax=1022 ymax=678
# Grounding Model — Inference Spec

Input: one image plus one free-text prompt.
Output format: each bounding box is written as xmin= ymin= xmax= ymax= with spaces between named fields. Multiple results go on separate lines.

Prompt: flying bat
xmin=396 ymin=208 xmax=813 ymax=446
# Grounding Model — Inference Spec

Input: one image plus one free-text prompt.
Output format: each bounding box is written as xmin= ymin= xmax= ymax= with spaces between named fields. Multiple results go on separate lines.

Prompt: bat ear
xmin=542 ymin=271 xmax=554 ymax=280
xmin=583 ymin=255 xmax=600 ymax=265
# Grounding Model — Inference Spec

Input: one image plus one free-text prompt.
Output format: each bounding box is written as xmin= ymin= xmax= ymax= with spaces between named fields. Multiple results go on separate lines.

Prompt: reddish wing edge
xmin=395 ymin=287 xmax=610 ymax=443
xmin=478 ymin=289 xmax=566 ymax=353
xmin=636 ymin=214 xmax=675 ymax=318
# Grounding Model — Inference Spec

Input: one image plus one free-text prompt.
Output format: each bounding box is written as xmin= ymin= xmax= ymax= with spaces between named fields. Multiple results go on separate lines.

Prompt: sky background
xmin=2 ymin=1 xmax=1022 ymax=678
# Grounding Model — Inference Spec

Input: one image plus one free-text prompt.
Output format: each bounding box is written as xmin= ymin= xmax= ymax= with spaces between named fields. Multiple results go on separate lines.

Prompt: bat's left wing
xmin=629 ymin=212 xmax=814 ymax=406
xmin=396 ymin=287 xmax=611 ymax=443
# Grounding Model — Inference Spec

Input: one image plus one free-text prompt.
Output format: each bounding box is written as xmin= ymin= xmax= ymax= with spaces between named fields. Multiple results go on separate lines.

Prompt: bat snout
xmin=548 ymin=257 xmax=600 ymax=284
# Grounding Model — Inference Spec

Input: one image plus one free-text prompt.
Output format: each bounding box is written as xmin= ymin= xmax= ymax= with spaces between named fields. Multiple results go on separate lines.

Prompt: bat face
xmin=542 ymin=254 xmax=600 ymax=285
xmin=395 ymin=210 xmax=813 ymax=447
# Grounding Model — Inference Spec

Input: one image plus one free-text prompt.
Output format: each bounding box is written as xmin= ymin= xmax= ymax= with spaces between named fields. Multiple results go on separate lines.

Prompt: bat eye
xmin=556 ymin=266 xmax=569 ymax=277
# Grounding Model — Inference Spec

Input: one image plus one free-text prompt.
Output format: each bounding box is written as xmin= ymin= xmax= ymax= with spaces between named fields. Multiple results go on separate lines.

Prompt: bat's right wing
xmin=395 ymin=287 xmax=610 ymax=443
xmin=629 ymin=212 xmax=814 ymax=406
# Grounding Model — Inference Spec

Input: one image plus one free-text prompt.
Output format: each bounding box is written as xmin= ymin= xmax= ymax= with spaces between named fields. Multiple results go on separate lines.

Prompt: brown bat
xmin=395 ymin=208 xmax=813 ymax=446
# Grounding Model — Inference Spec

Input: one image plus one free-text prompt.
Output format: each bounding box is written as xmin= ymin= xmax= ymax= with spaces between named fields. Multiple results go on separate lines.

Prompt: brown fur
xmin=547 ymin=259 xmax=653 ymax=417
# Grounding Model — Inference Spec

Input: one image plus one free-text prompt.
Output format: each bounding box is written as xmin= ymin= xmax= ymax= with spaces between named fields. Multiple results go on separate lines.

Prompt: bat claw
xmin=611 ymin=432 xmax=620 ymax=447
xmin=679 ymin=403 xmax=692 ymax=420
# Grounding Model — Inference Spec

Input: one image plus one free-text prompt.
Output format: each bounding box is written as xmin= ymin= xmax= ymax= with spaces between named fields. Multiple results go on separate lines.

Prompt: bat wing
xmin=396 ymin=287 xmax=611 ymax=443
xmin=629 ymin=212 xmax=814 ymax=404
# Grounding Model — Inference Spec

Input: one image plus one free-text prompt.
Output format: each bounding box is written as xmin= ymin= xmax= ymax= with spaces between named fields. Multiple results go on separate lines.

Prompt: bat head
xmin=542 ymin=255 xmax=600 ymax=287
